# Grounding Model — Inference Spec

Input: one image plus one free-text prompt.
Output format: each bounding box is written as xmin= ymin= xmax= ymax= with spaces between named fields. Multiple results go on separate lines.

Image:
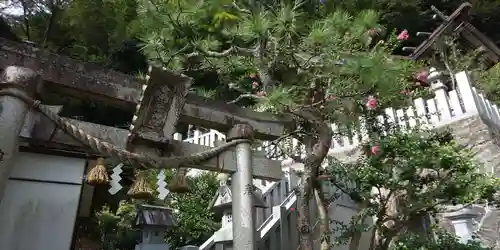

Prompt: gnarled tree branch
xmin=186 ymin=44 xmax=259 ymax=58
xmin=227 ymin=93 xmax=265 ymax=104
xmin=232 ymin=1 xmax=250 ymax=14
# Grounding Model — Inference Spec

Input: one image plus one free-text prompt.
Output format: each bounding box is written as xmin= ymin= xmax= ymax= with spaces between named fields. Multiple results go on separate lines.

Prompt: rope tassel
xmin=168 ymin=168 xmax=190 ymax=193
xmin=127 ymin=171 xmax=153 ymax=199
xmin=86 ymin=157 xmax=109 ymax=185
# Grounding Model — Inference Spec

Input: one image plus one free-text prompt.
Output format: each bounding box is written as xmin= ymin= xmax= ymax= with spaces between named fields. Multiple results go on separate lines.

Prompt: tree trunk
xmin=20 ymin=0 xmax=31 ymax=40
xmin=296 ymin=113 xmax=332 ymax=250
xmin=297 ymin=178 xmax=314 ymax=250
xmin=349 ymin=200 xmax=370 ymax=250
xmin=314 ymin=188 xmax=330 ymax=250
xmin=43 ymin=3 xmax=58 ymax=48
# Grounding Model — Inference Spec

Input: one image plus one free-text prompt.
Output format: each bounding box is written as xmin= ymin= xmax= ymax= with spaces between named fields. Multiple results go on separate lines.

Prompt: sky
xmin=0 ymin=2 xmax=25 ymax=16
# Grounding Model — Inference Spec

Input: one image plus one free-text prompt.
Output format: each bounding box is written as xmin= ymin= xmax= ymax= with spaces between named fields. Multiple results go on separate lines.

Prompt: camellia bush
xmin=327 ymin=129 xmax=500 ymax=250
xmin=394 ymin=231 xmax=491 ymax=250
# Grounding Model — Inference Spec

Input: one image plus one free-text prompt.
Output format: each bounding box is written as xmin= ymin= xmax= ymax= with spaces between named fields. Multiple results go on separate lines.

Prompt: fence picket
xmin=448 ymin=90 xmax=463 ymax=117
xmin=414 ymin=98 xmax=429 ymax=129
xmin=455 ymin=71 xmax=478 ymax=114
xmin=434 ymin=89 xmax=452 ymax=121
xmin=406 ymin=106 xmax=417 ymax=129
xmin=396 ymin=108 xmax=407 ymax=131
xmin=426 ymin=98 xmax=439 ymax=126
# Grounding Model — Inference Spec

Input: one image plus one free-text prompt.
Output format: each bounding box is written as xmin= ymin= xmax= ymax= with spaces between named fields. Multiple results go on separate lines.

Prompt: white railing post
xmin=385 ymin=108 xmax=396 ymax=132
xmin=396 ymin=108 xmax=407 ymax=132
xmin=173 ymin=132 xmax=182 ymax=141
xmin=426 ymin=98 xmax=439 ymax=126
xmin=406 ymin=106 xmax=418 ymax=129
xmin=480 ymin=95 xmax=495 ymax=123
xmin=358 ymin=117 xmax=369 ymax=142
xmin=193 ymin=129 xmax=201 ymax=143
xmin=209 ymin=129 xmax=219 ymax=147
xmin=455 ymin=71 xmax=479 ymax=115
xmin=448 ymin=90 xmax=464 ymax=117
xmin=491 ymin=104 xmax=500 ymax=127
xmin=414 ymin=98 xmax=429 ymax=129
xmin=330 ymin=124 xmax=341 ymax=149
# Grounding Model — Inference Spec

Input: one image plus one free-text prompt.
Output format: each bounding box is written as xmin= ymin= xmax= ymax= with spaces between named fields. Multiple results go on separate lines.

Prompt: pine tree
xmin=137 ymin=1 xmax=421 ymax=249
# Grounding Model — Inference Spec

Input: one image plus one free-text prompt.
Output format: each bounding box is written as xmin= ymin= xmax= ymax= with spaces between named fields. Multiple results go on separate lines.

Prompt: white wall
xmin=0 ymin=152 xmax=86 ymax=250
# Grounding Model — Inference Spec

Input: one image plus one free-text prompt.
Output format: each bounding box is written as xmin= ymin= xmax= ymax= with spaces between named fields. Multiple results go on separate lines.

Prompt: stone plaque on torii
xmin=0 ymin=39 xmax=292 ymax=250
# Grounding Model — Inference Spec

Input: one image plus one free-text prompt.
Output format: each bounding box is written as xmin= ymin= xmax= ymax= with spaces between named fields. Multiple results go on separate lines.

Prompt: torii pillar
xmin=227 ymin=124 xmax=257 ymax=250
xmin=0 ymin=66 xmax=38 ymax=202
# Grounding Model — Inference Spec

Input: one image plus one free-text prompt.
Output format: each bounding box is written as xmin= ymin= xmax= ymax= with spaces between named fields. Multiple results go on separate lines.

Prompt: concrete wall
xmin=441 ymin=115 xmax=500 ymax=249
xmin=0 ymin=152 xmax=86 ymax=250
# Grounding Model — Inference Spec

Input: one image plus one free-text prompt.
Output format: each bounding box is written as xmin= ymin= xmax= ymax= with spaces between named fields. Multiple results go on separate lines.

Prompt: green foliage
xmin=94 ymin=171 xmax=219 ymax=249
xmin=164 ymin=170 xmax=221 ymax=248
xmin=59 ymin=0 xmax=142 ymax=66
xmin=475 ymin=65 xmax=500 ymax=104
xmin=327 ymin=129 xmax=500 ymax=248
xmin=137 ymin=0 xmax=422 ymax=122
xmin=95 ymin=201 xmax=140 ymax=250
xmin=394 ymin=231 xmax=491 ymax=250
xmin=141 ymin=169 xmax=220 ymax=247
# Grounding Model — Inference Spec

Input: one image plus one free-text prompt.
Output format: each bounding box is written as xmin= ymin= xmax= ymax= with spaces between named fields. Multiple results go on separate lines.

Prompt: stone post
xmin=442 ymin=206 xmax=480 ymax=244
xmin=428 ymin=67 xmax=452 ymax=120
xmin=227 ymin=124 xmax=256 ymax=250
xmin=0 ymin=66 xmax=37 ymax=202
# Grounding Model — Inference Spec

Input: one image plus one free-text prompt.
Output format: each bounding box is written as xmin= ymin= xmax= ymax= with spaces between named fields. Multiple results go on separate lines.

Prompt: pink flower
xmin=415 ymin=70 xmax=429 ymax=83
xmin=290 ymin=207 xmax=295 ymax=212
xmin=256 ymin=91 xmax=266 ymax=97
xmin=365 ymin=95 xmax=377 ymax=110
xmin=397 ymin=29 xmax=409 ymax=41
xmin=370 ymin=145 xmax=380 ymax=155
xmin=252 ymin=81 xmax=259 ymax=89
xmin=400 ymin=89 xmax=410 ymax=95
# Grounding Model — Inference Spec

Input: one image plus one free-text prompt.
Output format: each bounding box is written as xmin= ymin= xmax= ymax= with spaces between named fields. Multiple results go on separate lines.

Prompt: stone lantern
xmin=428 ymin=67 xmax=449 ymax=91
xmin=208 ymin=173 xmax=267 ymax=246
xmin=134 ymin=204 xmax=176 ymax=250
xmin=428 ymin=67 xmax=453 ymax=119
xmin=441 ymin=205 xmax=481 ymax=244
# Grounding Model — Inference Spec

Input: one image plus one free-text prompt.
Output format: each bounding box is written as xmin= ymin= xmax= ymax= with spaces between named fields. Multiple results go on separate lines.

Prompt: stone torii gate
xmin=0 ymin=39 xmax=292 ymax=249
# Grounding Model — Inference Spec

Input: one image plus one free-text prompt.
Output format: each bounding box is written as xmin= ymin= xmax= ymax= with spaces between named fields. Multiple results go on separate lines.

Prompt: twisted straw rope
xmin=0 ymin=88 xmax=249 ymax=170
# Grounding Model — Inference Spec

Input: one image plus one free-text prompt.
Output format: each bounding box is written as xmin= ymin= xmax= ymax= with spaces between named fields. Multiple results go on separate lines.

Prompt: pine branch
xmin=226 ymin=93 xmax=265 ymax=104
xmin=232 ymin=1 xmax=250 ymax=14
xmin=186 ymin=44 xmax=259 ymax=58
xmin=293 ymin=0 xmax=306 ymax=11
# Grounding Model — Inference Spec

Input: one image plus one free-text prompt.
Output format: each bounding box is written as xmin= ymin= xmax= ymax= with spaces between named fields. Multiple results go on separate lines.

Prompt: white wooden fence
xmin=182 ymin=70 xmax=497 ymax=159
xmin=181 ymin=70 xmax=499 ymax=250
